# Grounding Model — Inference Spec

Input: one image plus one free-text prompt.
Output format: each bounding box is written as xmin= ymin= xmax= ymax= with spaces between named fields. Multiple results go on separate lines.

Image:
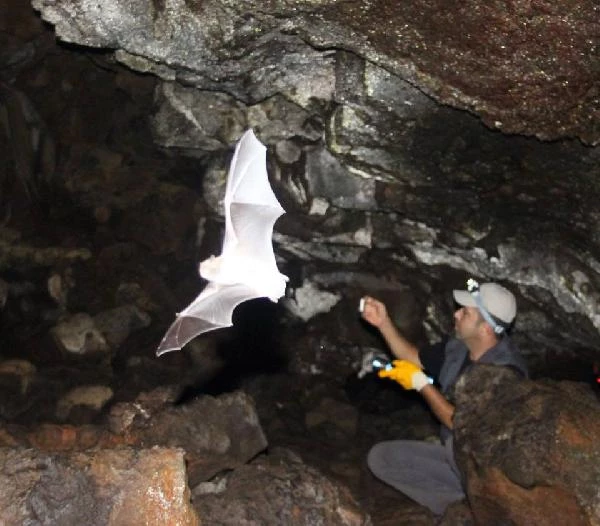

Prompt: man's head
xmin=452 ymin=281 xmax=516 ymax=348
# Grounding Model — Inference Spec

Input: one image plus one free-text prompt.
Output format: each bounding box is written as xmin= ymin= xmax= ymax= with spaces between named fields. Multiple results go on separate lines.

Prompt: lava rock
xmin=453 ymin=364 xmax=600 ymax=525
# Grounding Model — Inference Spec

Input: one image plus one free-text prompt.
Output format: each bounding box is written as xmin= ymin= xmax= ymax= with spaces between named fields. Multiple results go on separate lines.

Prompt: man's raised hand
xmin=359 ymin=296 xmax=389 ymax=329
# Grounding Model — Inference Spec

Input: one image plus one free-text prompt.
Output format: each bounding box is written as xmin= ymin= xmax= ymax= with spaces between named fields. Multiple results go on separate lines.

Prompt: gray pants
xmin=367 ymin=438 xmax=465 ymax=516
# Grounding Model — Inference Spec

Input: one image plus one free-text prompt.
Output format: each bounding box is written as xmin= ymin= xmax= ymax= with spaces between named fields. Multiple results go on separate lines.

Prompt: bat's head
xmin=199 ymin=255 xmax=220 ymax=280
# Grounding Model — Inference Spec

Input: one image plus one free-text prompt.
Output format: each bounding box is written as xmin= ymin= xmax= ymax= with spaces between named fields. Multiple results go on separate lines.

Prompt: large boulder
xmin=1 ymin=388 xmax=268 ymax=487
xmin=193 ymin=447 xmax=370 ymax=525
xmin=0 ymin=446 xmax=199 ymax=525
xmin=453 ymin=365 xmax=600 ymax=526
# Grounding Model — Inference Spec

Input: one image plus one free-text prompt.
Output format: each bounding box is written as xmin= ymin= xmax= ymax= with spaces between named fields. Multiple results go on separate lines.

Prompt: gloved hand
xmin=378 ymin=360 xmax=432 ymax=391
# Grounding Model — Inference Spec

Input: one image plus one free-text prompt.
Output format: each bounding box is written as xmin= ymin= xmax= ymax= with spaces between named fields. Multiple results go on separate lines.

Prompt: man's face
xmin=454 ymin=305 xmax=484 ymax=342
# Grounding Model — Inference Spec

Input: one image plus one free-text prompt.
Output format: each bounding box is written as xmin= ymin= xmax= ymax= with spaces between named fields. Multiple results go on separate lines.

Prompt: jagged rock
xmin=0 ymin=80 xmax=56 ymax=205
xmin=151 ymin=83 xmax=247 ymax=153
xmin=55 ymin=384 xmax=114 ymax=422
xmin=453 ymin=365 xmax=600 ymax=526
xmin=305 ymin=145 xmax=377 ymax=211
xmin=0 ymin=232 xmax=92 ymax=272
xmin=131 ymin=384 xmax=182 ymax=413
xmin=192 ymin=447 xmax=371 ymax=526
xmin=50 ymin=306 xmax=151 ymax=357
xmin=133 ymin=390 xmax=268 ymax=486
xmin=0 ymin=446 xmax=199 ymax=525
xmin=47 ymin=268 xmax=74 ymax=311
xmin=93 ymin=304 xmax=151 ymax=349
xmin=3 ymin=0 xmax=600 ymax=375
xmin=32 ymin=0 xmax=599 ymax=144
xmin=106 ymin=385 xmax=182 ymax=435
xmin=115 ymin=282 xmax=158 ymax=313
xmin=305 ymin=397 xmax=358 ymax=437
xmin=283 ymin=280 xmax=341 ymax=322
xmin=50 ymin=313 xmax=110 ymax=356
xmin=438 ymin=500 xmax=475 ymax=526
xmin=1 ymin=389 xmax=267 ymax=487
xmin=2 ymin=3 xmax=600 ymax=523
xmin=59 ymin=143 xmax=198 ymax=256
xmin=274 ymin=233 xmax=368 ymax=265
xmin=0 ymin=358 xmax=36 ymax=394
xmin=0 ymin=359 xmax=37 ymax=419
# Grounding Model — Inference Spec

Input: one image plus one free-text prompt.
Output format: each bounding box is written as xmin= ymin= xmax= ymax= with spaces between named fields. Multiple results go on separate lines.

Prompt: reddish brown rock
xmin=453 ymin=365 xmax=600 ymax=526
xmin=0 ymin=389 xmax=267 ymax=487
xmin=0 ymin=446 xmax=199 ymax=525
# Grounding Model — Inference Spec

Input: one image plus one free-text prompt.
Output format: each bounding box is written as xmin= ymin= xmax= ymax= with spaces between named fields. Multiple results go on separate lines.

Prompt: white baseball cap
xmin=453 ymin=282 xmax=517 ymax=325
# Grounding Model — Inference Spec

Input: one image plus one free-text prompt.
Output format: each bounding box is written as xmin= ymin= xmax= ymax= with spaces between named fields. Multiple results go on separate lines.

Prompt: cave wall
xmin=1 ymin=0 xmax=599 ymax=386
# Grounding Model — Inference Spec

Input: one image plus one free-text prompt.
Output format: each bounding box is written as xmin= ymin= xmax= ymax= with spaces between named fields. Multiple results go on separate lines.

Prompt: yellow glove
xmin=378 ymin=360 xmax=432 ymax=391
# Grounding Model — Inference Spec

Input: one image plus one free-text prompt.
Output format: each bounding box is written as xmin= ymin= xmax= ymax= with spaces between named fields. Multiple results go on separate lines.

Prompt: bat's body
xmin=156 ymin=129 xmax=288 ymax=356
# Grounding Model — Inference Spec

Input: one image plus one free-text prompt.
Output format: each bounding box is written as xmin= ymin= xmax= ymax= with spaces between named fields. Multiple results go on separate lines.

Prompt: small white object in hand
xmin=359 ymin=297 xmax=365 ymax=312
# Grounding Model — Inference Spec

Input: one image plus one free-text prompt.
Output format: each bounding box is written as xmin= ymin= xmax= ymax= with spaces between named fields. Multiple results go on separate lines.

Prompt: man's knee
xmin=367 ymin=442 xmax=381 ymax=473
xmin=367 ymin=441 xmax=397 ymax=478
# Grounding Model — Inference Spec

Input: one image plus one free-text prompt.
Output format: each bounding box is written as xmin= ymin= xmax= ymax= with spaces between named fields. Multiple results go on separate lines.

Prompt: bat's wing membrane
xmin=156 ymin=129 xmax=286 ymax=357
xmin=222 ymin=129 xmax=284 ymax=256
xmin=230 ymin=202 xmax=283 ymax=267
xmin=156 ymin=282 xmax=261 ymax=356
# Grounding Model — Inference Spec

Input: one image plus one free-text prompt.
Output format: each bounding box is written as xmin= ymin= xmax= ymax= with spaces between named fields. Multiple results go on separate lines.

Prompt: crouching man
xmin=360 ymin=280 xmax=528 ymax=516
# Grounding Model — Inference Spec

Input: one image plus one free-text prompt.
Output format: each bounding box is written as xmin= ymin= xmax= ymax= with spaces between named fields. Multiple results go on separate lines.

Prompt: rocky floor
xmin=0 ymin=328 xmax=447 ymax=524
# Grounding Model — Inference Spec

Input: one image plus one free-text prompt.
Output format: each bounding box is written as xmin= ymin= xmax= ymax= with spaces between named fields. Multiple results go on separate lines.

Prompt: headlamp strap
xmin=467 ymin=279 xmax=504 ymax=335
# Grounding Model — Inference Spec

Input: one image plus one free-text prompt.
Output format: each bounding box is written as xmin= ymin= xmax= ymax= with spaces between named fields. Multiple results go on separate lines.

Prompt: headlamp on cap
xmin=467 ymin=278 xmax=505 ymax=335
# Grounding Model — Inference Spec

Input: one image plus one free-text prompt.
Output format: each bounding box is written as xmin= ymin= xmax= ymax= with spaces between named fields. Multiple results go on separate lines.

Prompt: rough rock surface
xmin=1 ymin=0 xmax=599 ymax=375
xmin=1 ymin=2 xmax=600 ymax=525
xmin=132 ymin=390 xmax=269 ymax=485
xmin=0 ymin=389 xmax=267 ymax=486
xmin=32 ymin=0 xmax=600 ymax=144
xmin=193 ymin=447 xmax=370 ymax=526
xmin=55 ymin=384 xmax=114 ymax=422
xmin=5 ymin=0 xmax=596 ymax=377
xmin=0 ymin=446 xmax=199 ymax=526
xmin=453 ymin=365 xmax=600 ymax=526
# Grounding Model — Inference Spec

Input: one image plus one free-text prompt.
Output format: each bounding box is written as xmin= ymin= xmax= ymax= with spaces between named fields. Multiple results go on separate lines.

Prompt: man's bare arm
xmin=420 ymin=385 xmax=455 ymax=429
xmin=360 ymin=296 xmax=423 ymax=367
xmin=377 ymin=317 xmax=423 ymax=366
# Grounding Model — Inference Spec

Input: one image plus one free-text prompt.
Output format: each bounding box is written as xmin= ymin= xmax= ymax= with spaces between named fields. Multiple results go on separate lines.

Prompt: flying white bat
xmin=156 ymin=129 xmax=288 ymax=356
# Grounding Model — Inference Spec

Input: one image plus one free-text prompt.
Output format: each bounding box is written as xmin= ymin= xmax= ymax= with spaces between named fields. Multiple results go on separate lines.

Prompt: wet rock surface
xmin=1 ymin=1 xmax=600 ymax=525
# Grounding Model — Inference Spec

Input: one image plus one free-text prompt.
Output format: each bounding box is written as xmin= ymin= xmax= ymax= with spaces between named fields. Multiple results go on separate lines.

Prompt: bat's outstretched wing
xmin=156 ymin=282 xmax=260 ymax=356
xmin=156 ymin=129 xmax=288 ymax=356
xmin=222 ymin=129 xmax=284 ymax=266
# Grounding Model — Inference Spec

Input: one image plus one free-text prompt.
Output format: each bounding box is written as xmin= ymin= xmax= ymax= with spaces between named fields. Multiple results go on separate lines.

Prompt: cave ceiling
xmin=1 ymin=1 xmax=600 ymax=375
xmin=31 ymin=0 xmax=599 ymax=144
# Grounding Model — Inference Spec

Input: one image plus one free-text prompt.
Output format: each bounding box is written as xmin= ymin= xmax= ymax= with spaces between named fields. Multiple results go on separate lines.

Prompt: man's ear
xmin=481 ymin=322 xmax=495 ymax=338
